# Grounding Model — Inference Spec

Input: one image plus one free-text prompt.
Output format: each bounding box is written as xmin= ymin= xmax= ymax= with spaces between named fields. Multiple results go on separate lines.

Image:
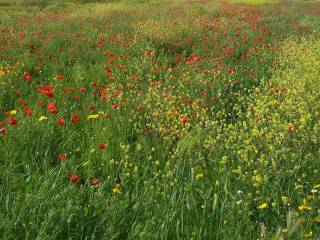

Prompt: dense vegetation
xmin=1 ymin=0 xmax=320 ymax=239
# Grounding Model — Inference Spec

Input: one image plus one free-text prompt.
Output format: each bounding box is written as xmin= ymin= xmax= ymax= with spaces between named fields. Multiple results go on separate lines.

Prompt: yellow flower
xmin=136 ymin=143 xmax=142 ymax=151
xmin=298 ymin=201 xmax=312 ymax=211
xmin=195 ymin=173 xmax=204 ymax=181
xmin=306 ymin=195 xmax=315 ymax=201
xmin=38 ymin=116 xmax=47 ymax=122
xmin=303 ymin=231 xmax=313 ymax=238
xmin=257 ymin=203 xmax=268 ymax=209
xmin=313 ymin=183 xmax=320 ymax=189
xmin=112 ymin=185 xmax=122 ymax=194
xmin=10 ymin=110 xmax=17 ymax=115
xmin=87 ymin=114 xmax=99 ymax=119
xmin=314 ymin=216 xmax=320 ymax=223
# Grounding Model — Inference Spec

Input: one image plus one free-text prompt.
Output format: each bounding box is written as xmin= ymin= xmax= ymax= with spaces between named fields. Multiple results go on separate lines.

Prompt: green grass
xmin=0 ymin=0 xmax=320 ymax=239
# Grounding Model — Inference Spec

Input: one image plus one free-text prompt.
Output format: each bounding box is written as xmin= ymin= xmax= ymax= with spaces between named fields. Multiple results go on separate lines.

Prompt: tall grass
xmin=0 ymin=0 xmax=320 ymax=239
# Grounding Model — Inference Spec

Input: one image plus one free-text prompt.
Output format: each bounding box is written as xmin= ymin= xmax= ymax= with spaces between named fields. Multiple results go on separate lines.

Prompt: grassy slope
xmin=0 ymin=0 xmax=320 ymax=239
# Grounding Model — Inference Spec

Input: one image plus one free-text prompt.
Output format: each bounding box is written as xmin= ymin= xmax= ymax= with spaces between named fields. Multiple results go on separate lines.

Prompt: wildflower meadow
xmin=0 ymin=0 xmax=320 ymax=239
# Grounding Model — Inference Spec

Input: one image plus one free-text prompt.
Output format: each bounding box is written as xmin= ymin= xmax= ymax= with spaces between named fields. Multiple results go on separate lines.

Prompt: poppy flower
xmin=23 ymin=106 xmax=32 ymax=117
xmin=37 ymin=101 xmax=45 ymax=107
xmin=1 ymin=127 xmax=7 ymax=136
xmin=98 ymin=143 xmax=106 ymax=149
xmin=288 ymin=124 xmax=295 ymax=134
xmin=111 ymin=103 xmax=118 ymax=110
xmin=49 ymin=108 xmax=58 ymax=114
xmin=87 ymin=105 xmax=96 ymax=111
xmin=48 ymin=102 xmax=55 ymax=109
xmin=57 ymin=119 xmax=65 ymax=125
xmin=0 ymin=121 xmax=4 ymax=127
xmin=91 ymin=178 xmax=102 ymax=186
xmin=44 ymin=91 xmax=54 ymax=98
xmin=19 ymin=100 xmax=26 ymax=105
xmin=180 ymin=116 xmax=189 ymax=125
xmin=23 ymin=71 xmax=32 ymax=82
xmin=105 ymin=67 xmax=112 ymax=73
xmin=48 ymin=102 xmax=58 ymax=114
xmin=57 ymin=153 xmax=67 ymax=160
xmin=70 ymin=174 xmax=80 ymax=184
xmin=80 ymin=87 xmax=87 ymax=92
xmin=71 ymin=114 xmax=80 ymax=123
xmin=8 ymin=118 xmax=17 ymax=125
xmin=55 ymin=75 xmax=64 ymax=80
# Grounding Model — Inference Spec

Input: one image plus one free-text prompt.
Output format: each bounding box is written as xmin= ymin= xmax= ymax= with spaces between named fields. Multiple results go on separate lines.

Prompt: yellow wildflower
xmin=112 ymin=185 xmax=122 ymax=194
xmin=313 ymin=183 xmax=320 ymax=189
xmin=10 ymin=110 xmax=17 ymax=115
xmin=306 ymin=195 xmax=315 ymax=201
xmin=87 ymin=114 xmax=99 ymax=119
xmin=257 ymin=203 xmax=268 ymax=209
xmin=136 ymin=143 xmax=142 ymax=151
xmin=314 ymin=216 xmax=320 ymax=223
xmin=298 ymin=201 xmax=312 ymax=211
xmin=303 ymin=231 xmax=313 ymax=238
xmin=195 ymin=173 xmax=204 ymax=181
xmin=38 ymin=116 xmax=47 ymax=122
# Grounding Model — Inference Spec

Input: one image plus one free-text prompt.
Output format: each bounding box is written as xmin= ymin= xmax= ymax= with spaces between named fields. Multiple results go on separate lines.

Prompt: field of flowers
xmin=0 ymin=0 xmax=320 ymax=239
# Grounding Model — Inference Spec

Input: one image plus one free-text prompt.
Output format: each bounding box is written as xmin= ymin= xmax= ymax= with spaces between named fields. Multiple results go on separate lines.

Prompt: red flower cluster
xmin=48 ymin=102 xmax=58 ymax=114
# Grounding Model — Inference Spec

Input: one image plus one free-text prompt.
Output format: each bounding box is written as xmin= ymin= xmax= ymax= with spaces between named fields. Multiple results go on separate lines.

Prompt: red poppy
xmin=23 ymin=106 xmax=33 ymax=117
xmin=55 ymin=75 xmax=64 ymax=80
xmin=181 ymin=116 xmax=188 ymax=125
xmin=80 ymin=87 xmax=87 ymax=92
xmin=8 ymin=118 xmax=17 ymax=126
xmin=71 ymin=114 xmax=80 ymax=123
xmin=48 ymin=102 xmax=55 ymax=109
xmin=105 ymin=67 xmax=112 ymax=73
xmin=44 ymin=85 xmax=54 ymax=91
xmin=44 ymin=91 xmax=54 ymax=98
xmin=19 ymin=100 xmax=26 ymax=105
xmin=1 ymin=127 xmax=7 ymax=136
xmin=57 ymin=153 xmax=67 ymax=160
xmin=98 ymin=143 xmax=106 ymax=150
xmin=111 ymin=103 xmax=118 ymax=110
xmin=37 ymin=101 xmax=45 ymax=107
xmin=288 ymin=124 xmax=295 ymax=134
xmin=70 ymin=174 xmax=80 ymax=184
xmin=0 ymin=121 xmax=4 ymax=127
xmin=48 ymin=102 xmax=58 ymax=114
xmin=87 ymin=105 xmax=96 ymax=111
xmin=23 ymin=71 xmax=32 ymax=82
xmin=73 ymin=95 xmax=80 ymax=100
xmin=49 ymin=108 xmax=58 ymax=114
xmin=91 ymin=178 xmax=102 ymax=186
xmin=57 ymin=119 xmax=65 ymax=125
